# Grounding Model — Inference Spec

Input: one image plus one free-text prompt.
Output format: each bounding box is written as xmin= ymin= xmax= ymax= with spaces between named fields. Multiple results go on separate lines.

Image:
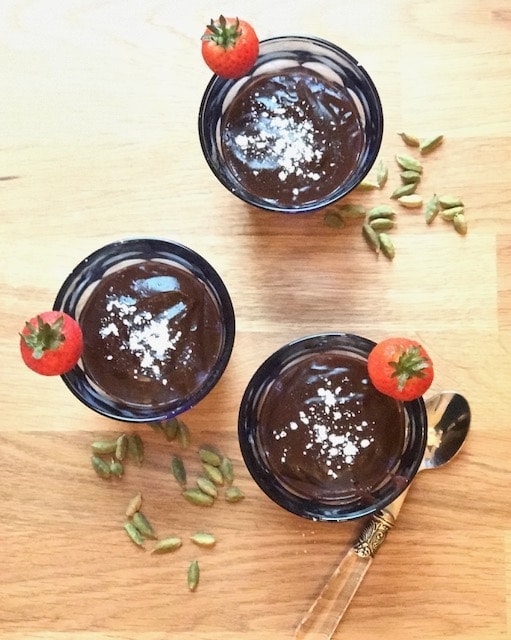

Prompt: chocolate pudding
xmin=78 ymin=260 xmax=224 ymax=407
xmin=220 ymin=67 xmax=365 ymax=209
xmin=256 ymin=350 xmax=406 ymax=504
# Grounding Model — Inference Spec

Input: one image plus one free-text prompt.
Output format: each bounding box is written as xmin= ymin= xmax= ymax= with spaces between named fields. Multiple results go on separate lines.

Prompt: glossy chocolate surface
xmin=79 ymin=260 xmax=223 ymax=407
xmin=221 ymin=67 xmax=364 ymax=209
xmin=256 ymin=350 xmax=406 ymax=503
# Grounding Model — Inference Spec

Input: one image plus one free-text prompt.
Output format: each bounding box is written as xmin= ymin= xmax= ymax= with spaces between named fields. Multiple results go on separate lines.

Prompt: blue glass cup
xmin=238 ymin=333 xmax=427 ymax=522
xmin=199 ymin=35 xmax=383 ymax=214
xmin=53 ymin=238 xmax=235 ymax=423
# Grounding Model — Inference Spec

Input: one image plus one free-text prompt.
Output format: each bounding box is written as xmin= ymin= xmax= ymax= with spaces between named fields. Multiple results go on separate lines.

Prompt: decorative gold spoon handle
xmin=294 ymin=489 xmax=409 ymax=640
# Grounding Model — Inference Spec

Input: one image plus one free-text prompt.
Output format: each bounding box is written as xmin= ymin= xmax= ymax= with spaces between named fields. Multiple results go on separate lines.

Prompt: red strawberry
xmin=201 ymin=15 xmax=259 ymax=79
xmin=367 ymin=337 xmax=434 ymax=401
xmin=20 ymin=311 xmax=83 ymax=376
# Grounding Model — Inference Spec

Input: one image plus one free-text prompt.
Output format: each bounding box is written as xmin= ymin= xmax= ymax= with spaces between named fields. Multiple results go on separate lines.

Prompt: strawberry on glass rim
xmin=19 ymin=311 xmax=83 ymax=376
xmin=201 ymin=15 xmax=259 ymax=79
xmin=367 ymin=337 xmax=434 ymax=401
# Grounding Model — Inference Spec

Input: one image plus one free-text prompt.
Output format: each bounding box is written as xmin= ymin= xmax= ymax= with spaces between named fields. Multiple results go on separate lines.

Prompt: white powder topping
xmin=272 ymin=375 xmax=375 ymax=476
xmin=100 ymin=295 xmax=187 ymax=380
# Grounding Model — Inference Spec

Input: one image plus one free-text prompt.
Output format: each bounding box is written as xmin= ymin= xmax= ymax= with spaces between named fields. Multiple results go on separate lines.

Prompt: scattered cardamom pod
xmin=378 ymin=233 xmax=395 ymax=260
xmin=400 ymin=170 xmax=422 ymax=184
xmin=198 ymin=446 xmax=222 ymax=467
xmin=376 ymin=159 xmax=388 ymax=188
xmin=225 ymin=486 xmax=245 ymax=503
xmin=336 ymin=204 xmax=367 ymax=218
xmin=397 ymin=194 xmax=423 ymax=209
xmin=109 ymin=459 xmax=124 ymax=477
xmin=323 ymin=211 xmax=345 ymax=228
xmin=362 ymin=223 xmax=380 ymax=253
xmin=171 ymin=454 xmax=187 ymax=487
xmin=127 ymin=434 xmax=144 ymax=465
xmin=453 ymin=212 xmax=467 ymax=235
xmin=425 ymin=194 xmax=441 ymax=224
xmin=161 ymin=418 xmax=179 ymax=442
xmin=438 ymin=195 xmax=464 ymax=209
xmin=124 ymin=521 xmax=145 ymax=548
xmin=390 ymin=182 xmax=418 ymax=199
xmin=151 ymin=536 xmax=182 ymax=554
xmin=369 ymin=217 xmax=395 ymax=231
xmin=219 ymin=456 xmax=234 ymax=486
xmin=188 ymin=560 xmax=200 ymax=591
xmin=176 ymin=420 xmax=190 ymax=449
xmin=420 ymin=134 xmax=444 ymax=154
xmin=182 ymin=489 xmax=215 ymax=507
xmin=91 ymin=454 xmax=111 ymax=479
xmin=366 ymin=205 xmax=396 ymax=221
xmin=132 ymin=511 xmax=158 ymax=540
xmin=357 ymin=178 xmax=380 ymax=190
xmin=395 ymin=154 xmax=423 ymax=173
xmin=125 ymin=493 xmax=143 ymax=518
xmin=115 ymin=434 xmax=128 ymax=461
xmin=441 ymin=205 xmax=464 ymax=221
xmin=190 ymin=532 xmax=216 ymax=548
xmin=196 ymin=476 xmax=218 ymax=498
xmin=398 ymin=132 xmax=421 ymax=147
xmin=202 ymin=462 xmax=224 ymax=486
xmin=91 ymin=440 xmax=117 ymax=455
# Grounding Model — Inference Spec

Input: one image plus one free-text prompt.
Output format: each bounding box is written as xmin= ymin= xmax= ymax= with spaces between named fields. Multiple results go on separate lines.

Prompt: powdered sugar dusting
xmin=272 ymin=374 xmax=375 ymax=478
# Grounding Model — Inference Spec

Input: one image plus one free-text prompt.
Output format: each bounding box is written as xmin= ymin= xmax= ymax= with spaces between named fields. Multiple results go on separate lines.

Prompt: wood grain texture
xmin=1 ymin=1 xmax=510 ymax=639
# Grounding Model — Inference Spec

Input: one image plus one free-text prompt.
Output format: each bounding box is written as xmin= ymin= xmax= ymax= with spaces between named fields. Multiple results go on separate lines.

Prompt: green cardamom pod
xmin=132 ymin=511 xmax=157 ymax=539
xmin=198 ymin=446 xmax=222 ymax=467
xmin=335 ymin=204 xmax=367 ymax=218
xmin=225 ymin=486 xmax=245 ymax=503
xmin=425 ymin=194 xmax=440 ymax=224
xmin=398 ymin=132 xmax=421 ymax=147
xmin=323 ymin=211 xmax=344 ymax=228
xmin=125 ymin=493 xmax=143 ymax=518
xmin=124 ymin=521 xmax=145 ymax=548
xmin=400 ymin=170 xmax=422 ymax=184
xmin=441 ymin=206 xmax=464 ymax=221
xmin=182 ymin=489 xmax=215 ymax=507
xmin=376 ymin=159 xmax=388 ymax=188
xmin=190 ymin=532 xmax=216 ymax=548
xmin=151 ymin=536 xmax=182 ymax=554
xmin=202 ymin=462 xmax=224 ymax=486
xmin=219 ymin=456 xmax=234 ymax=486
xmin=161 ymin=418 xmax=178 ymax=442
xmin=378 ymin=233 xmax=395 ymax=260
xmin=453 ymin=213 xmax=467 ymax=235
xmin=109 ymin=459 xmax=124 ymax=477
xmin=395 ymin=154 xmax=423 ymax=173
xmin=196 ymin=476 xmax=218 ymax=498
xmin=420 ymin=134 xmax=444 ymax=154
xmin=397 ymin=194 xmax=423 ymax=209
xmin=356 ymin=178 xmax=380 ymax=190
xmin=91 ymin=440 xmax=117 ymax=455
xmin=366 ymin=205 xmax=396 ymax=221
xmin=369 ymin=218 xmax=394 ymax=231
xmin=362 ymin=223 xmax=380 ymax=253
xmin=115 ymin=434 xmax=128 ymax=461
xmin=390 ymin=182 xmax=418 ymax=199
xmin=127 ymin=433 xmax=144 ymax=465
xmin=176 ymin=420 xmax=190 ymax=449
xmin=171 ymin=454 xmax=187 ymax=487
xmin=188 ymin=560 xmax=200 ymax=591
xmin=438 ymin=195 xmax=464 ymax=209
xmin=91 ymin=454 xmax=111 ymax=479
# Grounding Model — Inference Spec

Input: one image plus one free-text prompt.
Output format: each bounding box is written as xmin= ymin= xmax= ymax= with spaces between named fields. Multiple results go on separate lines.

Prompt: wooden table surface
xmin=1 ymin=1 xmax=510 ymax=639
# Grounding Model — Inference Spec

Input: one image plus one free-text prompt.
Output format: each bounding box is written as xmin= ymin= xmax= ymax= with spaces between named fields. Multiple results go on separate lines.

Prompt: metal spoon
xmin=295 ymin=391 xmax=471 ymax=640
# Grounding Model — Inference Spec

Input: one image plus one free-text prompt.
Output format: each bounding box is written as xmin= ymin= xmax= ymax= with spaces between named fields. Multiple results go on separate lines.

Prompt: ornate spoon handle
xmin=294 ymin=489 xmax=409 ymax=640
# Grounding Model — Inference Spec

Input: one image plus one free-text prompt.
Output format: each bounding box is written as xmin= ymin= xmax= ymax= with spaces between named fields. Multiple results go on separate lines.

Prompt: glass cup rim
xmin=238 ymin=332 xmax=427 ymax=522
xmin=198 ymin=34 xmax=384 ymax=214
xmin=53 ymin=237 xmax=236 ymax=423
